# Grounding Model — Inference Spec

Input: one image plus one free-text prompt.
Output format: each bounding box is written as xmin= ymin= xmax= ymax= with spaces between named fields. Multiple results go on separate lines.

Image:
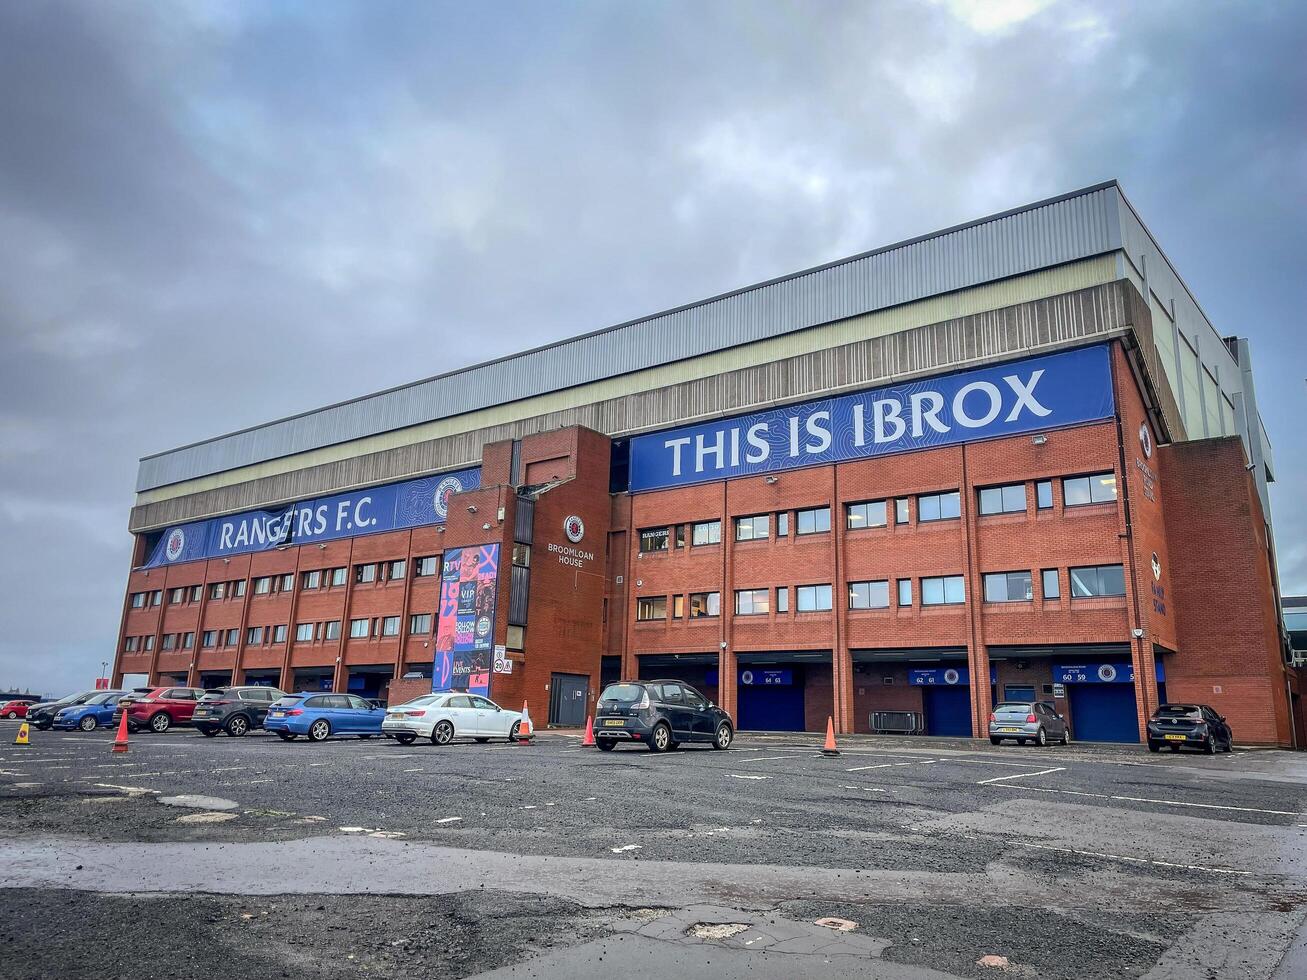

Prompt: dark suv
xmin=594 ymin=679 xmax=733 ymax=752
xmin=193 ymin=686 xmax=287 ymax=737
xmin=1147 ymin=703 xmax=1233 ymax=754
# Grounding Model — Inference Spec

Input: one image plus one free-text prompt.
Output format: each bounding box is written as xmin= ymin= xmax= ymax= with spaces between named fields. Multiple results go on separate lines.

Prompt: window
xmin=349 ymin=618 xmax=369 ymax=638
xmin=688 ymin=592 xmax=720 ymax=618
xmin=895 ymin=499 xmax=910 ymax=524
xmin=978 ymin=484 xmax=1027 ymax=515
xmin=324 ymin=620 xmax=341 ymax=640
xmin=253 ymin=576 xmax=272 ymax=595
xmin=846 ymin=500 xmax=887 ymax=529
xmin=169 ymin=587 xmax=185 ymax=605
xmin=512 ymin=544 xmax=530 ymax=568
xmin=1041 ymin=569 xmax=1060 ymax=599
xmin=776 ymin=586 xmax=788 ymax=613
xmin=1063 ymin=473 xmax=1117 ymax=506
xmin=150 ymin=590 xmax=162 ymax=606
xmin=201 ymin=631 xmax=216 ymax=648
xmin=796 ymin=507 xmax=831 ymax=535
xmin=688 ymin=520 xmax=720 ymax=545
xmin=182 ymin=632 xmax=194 ymax=649
xmin=295 ymin=623 xmax=314 ymax=642
xmin=983 ymin=571 xmax=1033 ymax=603
xmin=674 ymin=524 xmax=687 ymax=548
xmin=734 ymin=589 xmax=770 ymax=615
xmin=1069 ymin=564 xmax=1126 ymax=598
xmin=302 ymin=570 xmax=322 ymax=590
xmin=507 ymin=624 xmax=525 ymax=650
xmin=123 ymin=636 xmax=139 ymax=652
xmin=161 ymin=633 xmax=176 ymax=651
xmin=917 ymin=491 xmax=961 ymax=522
xmin=776 ymin=512 xmax=789 ymax=537
xmin=224 ymin=628 xmax=239 ymax=646
xmin=387 ymin=560 xmax=406 ymax=581
xmin=143 ymin=635 xmax=155 ymax=651
xmin=796 ymin=584 xmax=833 ymax=612
xmin=330 ymin=567 xmax=347 ymax=586
xmin=272 ymin=624 xmax=287 ymax=643
xmin=673 ymin=595 xmax=685 ymax=618
xmin=247 ymin=626 xmax=264 ymax=645
xmin=231 ymin=579 xmax=246 ymax=597
xmin=897 ymin=578 xmax=912 ymax=606
xmin=415 ymin=556 xmax=438 ymax=577
xmin=381 ymin=616 xmax=401 ymax=636
xmin=277 ymin=573 xmax=293 ymax=592
xmin=410 ymin=613 xmax=432 ymax=635
xmin=1284 ymin=611 xmax=1307 ymax=632
xmin=735 ymin=514 xmax=770 ymax=541
xmin=207 ymin=583 xmax=225 ymax=600
xmin=636 ymin=596 xmax=667 ymax=621
xmin=921 ymin=575 xmax=965 ymax=605
xmin=639 ymin=527 xmax=669 ymax=553
xmin=130 ymin=592 xmax=146 ymax=609
xmin=848 ymin=580 xmax=891 ymax=609
xmin=355 ymin=564 xmax=377 ymax=584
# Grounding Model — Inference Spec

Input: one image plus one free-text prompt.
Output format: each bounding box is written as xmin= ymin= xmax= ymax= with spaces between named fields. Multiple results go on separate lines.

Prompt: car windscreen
xmin=598 ymin=684 xmax=645 ymax=704
xmin=270 ymin=696 xmax=304 ymax=708
xmin=84 ymin=693 xmax=118 ymax=705
xmin=994 ymin=702 xmax=1032 ymax=713
xmin=1155 ymin=705 xmax=1201 ymax=718
xmin=199 ymin=691 xmax=231 ymax=702
xmin=397 ymin=695 xmax=441 ymax=708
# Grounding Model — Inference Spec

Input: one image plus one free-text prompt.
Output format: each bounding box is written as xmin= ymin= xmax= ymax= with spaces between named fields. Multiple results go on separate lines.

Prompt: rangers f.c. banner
xmin=433 ymin=544 xmax=500 ymax=697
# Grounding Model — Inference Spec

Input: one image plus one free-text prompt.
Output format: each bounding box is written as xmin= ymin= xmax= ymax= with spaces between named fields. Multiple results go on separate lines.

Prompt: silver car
xmin=989 ymin=701 xmax=1069 ymax=746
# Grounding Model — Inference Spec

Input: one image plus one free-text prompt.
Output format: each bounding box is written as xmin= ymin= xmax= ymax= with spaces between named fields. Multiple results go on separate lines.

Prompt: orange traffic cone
xmin=13 ymin=722 xmax=30 ymax=747
xmin=821 ymin=716 xmax=840 ymax=757
xmin=517 ymin=702 xmax=533 ymax=745
xmin=581 ymin=715 xmax=595 ymax=747
xmin=112 ymin=711 xmax=130 ymax=754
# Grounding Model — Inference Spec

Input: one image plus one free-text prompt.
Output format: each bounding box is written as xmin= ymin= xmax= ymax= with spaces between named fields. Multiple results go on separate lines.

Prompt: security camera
xmin=1245 ymin=462 xmax=1257 ymax=471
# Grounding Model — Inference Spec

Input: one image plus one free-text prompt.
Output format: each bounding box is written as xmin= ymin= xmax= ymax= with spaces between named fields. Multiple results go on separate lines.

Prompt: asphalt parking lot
xmin=3 ymin=719 xmax=1307 ymax=979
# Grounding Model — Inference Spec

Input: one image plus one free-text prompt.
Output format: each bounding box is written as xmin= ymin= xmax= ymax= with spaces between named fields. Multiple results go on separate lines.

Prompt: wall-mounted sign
xmin=910 ymin=667 xmax=969 ymax=686
xmin=564 ymin=515 xmax=585 ymax=543
xmin=142 ymin=466 xmax=481 ymax=568
xmin=434 ymin=544 xmax=500 ymax=697
xmin=628 ymin=344 xmax=1114 ymax=492
xmin=740 ymin=669 xmax=792 ymax=686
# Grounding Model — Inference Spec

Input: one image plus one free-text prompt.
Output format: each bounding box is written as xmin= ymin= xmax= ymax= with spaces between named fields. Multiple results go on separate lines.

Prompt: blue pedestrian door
xmin=1068 ymin=684 xmax=1140 ymax=742
xmin=923 ymin=686 xmax=972 ymax=736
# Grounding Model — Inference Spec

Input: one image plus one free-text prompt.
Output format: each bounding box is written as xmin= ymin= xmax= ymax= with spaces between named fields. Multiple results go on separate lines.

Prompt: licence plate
xmin=999 ymin=727 xmax=1022 ymax=733
xmin=602 ymin=719 xmax=625 ymax=727
xmin=269 ymin=711 xmax=284 ymax=718
xmin=1164 ymin=734 xmax=1187 ymax=741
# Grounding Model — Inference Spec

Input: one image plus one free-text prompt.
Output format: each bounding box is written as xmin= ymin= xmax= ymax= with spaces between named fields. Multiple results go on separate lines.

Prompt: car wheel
xmin=1060 ymin=731 xmax=1071 ymax=746
xmin=1148 ymin=741 xmax=1160 ymax=753
xmin=989 ymin=736 xmax=1002 ymax=746
xmin=432 ymin=720 xmax=454 ymax=746
xmin=648 ymin=722 xmax=671 ymax=753
xmin=200 ymin=728 xmax=218 ymax=737
xmin=712 ymin=722 xmax=734 ymax=750
xmin=475 ymin=737 xmax=490 ymax=743
xmin=395 ymin=733 xmax=417 ymax=745
xmin=1036 ymin=727 xmax=1048 ymax=747
xmin=277 ymin=732 xmax=295 ymax=741
xmin=597 ymin=738 xmax=616 ymax=752
xmin=4 ymin=711 xmax=15 ymax=719
xmin=508 ymin=721 xmax=522 ymax=742
xmin=1223 ymin=738 xmax=1234 ymax=753
xmin=308 ymin=719 xmax=331 ymax=742
xmin=149 ymin=712 xmax=171 ymax=734
xmin=1205 ymin=736 xmax=1217 ymax=755
xmin=79 ymin=716 xmax=98 ymax=732
xmin=225 ymin=715 xmax=250 ymax=737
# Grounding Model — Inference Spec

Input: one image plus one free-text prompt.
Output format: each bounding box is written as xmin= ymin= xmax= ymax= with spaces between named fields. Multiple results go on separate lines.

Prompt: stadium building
xmin=113 ymin=182 xmax=1300 ymax=745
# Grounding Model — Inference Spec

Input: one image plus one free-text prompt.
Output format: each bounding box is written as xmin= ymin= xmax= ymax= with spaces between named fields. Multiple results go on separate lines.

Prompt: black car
xmin=594 ymin=679 xmax=733 ymax=752
xmin=1146 ymin=703 xmax=1233 ymax=754
xmin=193 ymin=686 xmax=287 ymax=737
xmin=27 ymin=691 xmax=97 ymax=730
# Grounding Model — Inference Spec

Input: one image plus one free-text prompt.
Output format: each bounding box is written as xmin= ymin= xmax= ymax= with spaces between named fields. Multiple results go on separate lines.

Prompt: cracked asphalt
xmin=2 ymin=719 xmax=1307 ymax=978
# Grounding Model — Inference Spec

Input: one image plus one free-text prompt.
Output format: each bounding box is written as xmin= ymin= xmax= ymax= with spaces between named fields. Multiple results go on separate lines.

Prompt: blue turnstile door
xmin=923 ymin=686 xmax=972 ymax=736
xmin=738 ymin=683 xmax=806 ymax=731
xmin=1068 ymin=684 xmax=1139 ymax=742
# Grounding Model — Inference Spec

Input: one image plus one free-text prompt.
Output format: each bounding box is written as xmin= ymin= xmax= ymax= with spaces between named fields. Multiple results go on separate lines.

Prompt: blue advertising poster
xmin=628 ymin=344 xmax=1114 ymax=491
xmin=740 ymin=669 xmax=792 ymax=686
xmin=142 ymin=467 xmax=480 ymax=568
xmin=910 ymin=667 xmax=970 ymax=686
xmin=433 ymin=544 xmax=500 ymax=697
xmin=1053 ymin=662 xmax=1164 ymax=684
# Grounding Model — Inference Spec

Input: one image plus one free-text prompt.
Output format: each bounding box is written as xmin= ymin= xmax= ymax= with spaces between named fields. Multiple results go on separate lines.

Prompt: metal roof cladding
xmin=135 ymin=181 xmax=1218 ymax=492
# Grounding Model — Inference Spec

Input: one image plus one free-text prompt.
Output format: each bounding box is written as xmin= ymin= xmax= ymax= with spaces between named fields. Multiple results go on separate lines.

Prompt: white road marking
xmin=1013 ymin=841 xmax=1252 ymax=876
xmin=92 ymin=784 xmax=159 ymax=794
xmin=977 ymin=767 xmax=1066 ymax=785
xmin=990 ymin=783 xmax=1298 ymax=815
xmin=522 ymin=805 xmax=537 ymax=809
xmin=402 ymin=768 xmax=425 ymax=773
xmin=839 ymin=785 xmax=886 ymax=793
xmin=611 ymin=844 xmax=642 ymax=853
xmin=727 ymin=774 xmax=772 ymax=780
xmin=846 ymin=764 xmax=896 ymax=772
xmin=435 ymin=816 xmax=462 ymax=824
xmin=745 ymin=755 xmax=811 ymax=762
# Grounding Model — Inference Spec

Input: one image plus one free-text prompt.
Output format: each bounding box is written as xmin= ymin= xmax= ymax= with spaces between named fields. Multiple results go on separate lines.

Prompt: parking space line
xmin=846 ymin=764 xmax=895 ymax=772
xmin=727 ymin=774 xmax=772 ymax=780
xmin=1012 ymin=840 xmax=1251 ymax=876
xmin=990 ymin=783 xmax=1298 ymax=815
xmin=977 ymin=767 xmax=1066 ymax=785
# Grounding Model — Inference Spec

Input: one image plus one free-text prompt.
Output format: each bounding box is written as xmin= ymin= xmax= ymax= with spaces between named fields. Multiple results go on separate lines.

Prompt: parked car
xmin=382 ymin=693 xmax=523 ymax=745
xmin=115 ymin=686 xmax=206 ymax=733
xmin=193 ymin=686 xmax=287 ymax=737
xmin=264 ymin=693 xmax=386 ymax=742
xmin=27 ymin=692 xmax=98 ymax=730
xmin=1147 ymin=703 xmax=1233 ymax=754
xmin=989 ymin=701 xmax=1070 ymax=746
xmin=594 ymin=680 xmax=733 ymax=752
xmin=52 ymin=692 xmax=128 ymax=732
xmin=1 ymin=699 xmax=37 ymax=719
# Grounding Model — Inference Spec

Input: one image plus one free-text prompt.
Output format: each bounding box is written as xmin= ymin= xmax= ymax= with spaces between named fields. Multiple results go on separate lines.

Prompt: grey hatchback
xmin=989 ymin=701 xmax=1070 ymax=746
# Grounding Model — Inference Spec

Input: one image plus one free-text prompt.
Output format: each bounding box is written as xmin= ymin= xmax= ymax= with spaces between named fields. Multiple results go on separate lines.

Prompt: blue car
xmin=263 ymin=692 xmax=386 ymax=742
xmin=52 ymin=691 xmax=128 ymax=732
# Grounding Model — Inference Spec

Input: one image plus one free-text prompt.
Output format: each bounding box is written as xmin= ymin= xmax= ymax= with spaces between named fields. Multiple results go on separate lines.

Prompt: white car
xmin=382 ymin=692 xmax=523 ymax=746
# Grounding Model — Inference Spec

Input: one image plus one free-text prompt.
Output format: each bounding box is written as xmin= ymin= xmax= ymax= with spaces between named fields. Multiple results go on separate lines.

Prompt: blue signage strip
xmin=142 ymin=467 xmax=481 ymax=568
xmin=910 ymin=667 xmax=970 ymax=686
xmin=628 ymin=344 xmax=1114 ymax=492
xmin=740 ymin=668 xmax=792 ymax=686
xmin=1054 ymin=663 xmax=1135 ymax=684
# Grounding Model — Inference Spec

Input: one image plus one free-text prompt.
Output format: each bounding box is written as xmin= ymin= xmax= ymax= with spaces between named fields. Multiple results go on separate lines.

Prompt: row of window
xmin=633 ymin=564 xmax=1128 ymax=620
xmin=125 ymin=613 xmax=442 ymax=653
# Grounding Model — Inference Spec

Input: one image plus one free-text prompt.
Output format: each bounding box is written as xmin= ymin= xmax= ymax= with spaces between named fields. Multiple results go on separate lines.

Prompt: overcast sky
xmin=1 ymin=0 xmax=1304 ymax=696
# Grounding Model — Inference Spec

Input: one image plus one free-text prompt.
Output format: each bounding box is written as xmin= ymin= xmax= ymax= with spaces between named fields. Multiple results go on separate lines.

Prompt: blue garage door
xmin=923 ymin=686 xmax=972 ymax=736
xmin=738 ymin=683 xmax=806 ymax=732
xmin=1068 ymin=684 xmax=1139 ymax=742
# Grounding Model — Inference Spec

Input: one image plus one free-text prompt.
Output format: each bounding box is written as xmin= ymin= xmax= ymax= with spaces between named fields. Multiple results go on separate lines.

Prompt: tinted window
xmin=324 ymin=695 xmax=351 ymax=709
xmin=682 ymin=688 xmax=707 ymax=709
xmin=599 ymin=684 xmax=644 ymax=704
xmin=994 ymin=702 xmax=1032 ymax=712
xmin=658 ymin=683 xmax=685 ymax=704
xmin=303 ymin=697 xmax=328 ymax=708
xmin=347 ymin=696 xmax=372 ymax=710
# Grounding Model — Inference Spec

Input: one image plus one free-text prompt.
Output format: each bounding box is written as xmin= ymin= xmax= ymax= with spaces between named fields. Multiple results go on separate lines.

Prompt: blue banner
xmin=628 ymin=344 xmax=1114 ymax=491
xmin=740 ymin=668 xmax=792 ymax=686
xmin=142 ymin=467 xmax=480 ymax=568
xmin=1054 ymin=662 xmax=1165 ymax=684
xmin=910 ymin=667 xmax=970 ymax=686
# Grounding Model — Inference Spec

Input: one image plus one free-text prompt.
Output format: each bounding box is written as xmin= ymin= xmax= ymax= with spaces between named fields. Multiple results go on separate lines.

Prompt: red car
xmin=1 ymin=699 xmax=36 ymax=719
xmin=114 ymin=686 xmax=206 ymax=733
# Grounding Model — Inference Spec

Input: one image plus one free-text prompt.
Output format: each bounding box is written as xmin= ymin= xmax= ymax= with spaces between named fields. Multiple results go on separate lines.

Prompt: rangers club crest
xmin=1097 ymin=664 xmax=1118 ymax=683
xmin=164 ymin=528 xmax=186 ymax=562
xmin=433 ymin=476 xmax=464 ymax=521
xmin=1151 ymin=552 xmax=1162 ymax=581
xmin=943 ymin=668 xmax=961 ymax=685
xmin=564 ymin=514 xmax=585 ymax=543
xmin=1139 ymin=422 xmax=1153 ymax=459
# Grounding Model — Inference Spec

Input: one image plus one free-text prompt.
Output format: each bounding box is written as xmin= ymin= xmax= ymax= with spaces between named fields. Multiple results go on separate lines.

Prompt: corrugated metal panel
xmin=137 ymin=183 xmax=1124 ymax=492
xmin=513 ymin=496 xmax=534 ymax=546
xmin=508 ymin=566 xmax=530 ymax=627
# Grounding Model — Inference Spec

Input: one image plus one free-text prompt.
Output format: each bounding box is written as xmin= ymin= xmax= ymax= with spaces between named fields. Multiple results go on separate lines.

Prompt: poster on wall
xmin=433 ymin=544 xmax=500 ymax=696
